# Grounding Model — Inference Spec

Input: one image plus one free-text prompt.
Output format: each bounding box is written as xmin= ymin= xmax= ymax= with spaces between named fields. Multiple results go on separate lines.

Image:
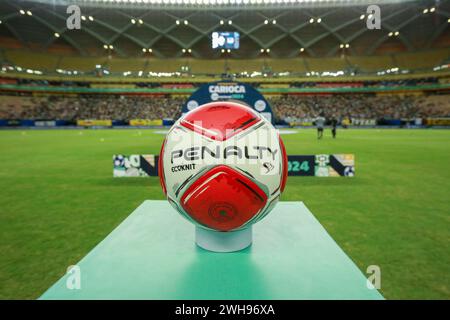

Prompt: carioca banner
xmin=181 ymin=81 xmax=274 ymax=124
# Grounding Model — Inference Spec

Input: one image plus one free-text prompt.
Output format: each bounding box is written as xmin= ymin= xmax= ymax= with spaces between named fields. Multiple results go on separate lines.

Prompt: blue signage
xmin=182 ymin=81 xmax=274 ymax=123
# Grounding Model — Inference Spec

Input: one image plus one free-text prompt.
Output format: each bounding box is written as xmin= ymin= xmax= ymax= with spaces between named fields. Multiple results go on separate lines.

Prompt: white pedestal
xmin=195 ymin=226 xmax=252 ymax=252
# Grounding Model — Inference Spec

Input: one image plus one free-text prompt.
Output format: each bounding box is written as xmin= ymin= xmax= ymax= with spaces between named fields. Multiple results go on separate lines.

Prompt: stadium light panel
xmin=394 ymin=31 xmax=399 ymax=36
xmin=89 ymin=16 xmax=94 ymax=21
xmin=388 ymin=32 xmax=393 ymax=37
xmin=103 ymin=44 xmax=108 ymax=49
xmin=423 ymin=8 xmax=428 ymax=14
xmin=26 ymin=11 xmax=32 ymax=16
xmin=220 ymin=20 xmax=224 ymax=25
xmin=300 ymin=48 xmax=304 ymax=52
xmin=54 ymin=33 xmax=60 ymax=38
xmin=81 ymin=16 xmax=87 ymax=21
xmin=176 ymin=20 xmax=180 ymax=25
xmin=131 ymin=18 xmax=136 ymax=24
xmin=272 ymin=20 xmax=277 ymax=24
xmin=430 ymin=7 xmax=435 ymax=13
xmin=0 ymin=20 xmax=2 ymax=24
xmin=359 ymin=14 xmax=365 ymax=20
xmin=40 ymin=0 xmax=416 ymax=6
xmin=309 ymin=18 xmax=314 ymax=23
xmin=228 ymin=20 xmax=232 ymax=25
xmin=139 ymin=19 xmax=144 ymax=24
xmin=264 ymin=20 xmax=269 ymax=24
xmin=19 ymin=10 xmax=25 ymax=15
xmin=109 ymin=45 xmax=114 ymax=49
xmin=184 ymin=20 xmax=189 ymax=25
xmin=142 ymin=48 xmax=147 ymax=52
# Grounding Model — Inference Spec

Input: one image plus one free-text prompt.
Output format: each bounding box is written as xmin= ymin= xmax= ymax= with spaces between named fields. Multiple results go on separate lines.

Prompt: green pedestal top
xmin=40 ymin=201 xmax=383 ymax=300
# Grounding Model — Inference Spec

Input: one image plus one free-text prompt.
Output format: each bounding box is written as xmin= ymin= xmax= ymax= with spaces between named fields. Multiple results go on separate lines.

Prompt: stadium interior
xmin=0 ymin=0 xmax=449 ymax=127
xmin=0 ymin=0 xmax=449 ymax=301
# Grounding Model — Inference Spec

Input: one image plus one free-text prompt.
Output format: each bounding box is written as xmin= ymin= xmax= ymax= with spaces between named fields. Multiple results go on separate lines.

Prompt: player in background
xmin=315 ymin=113 xmax=326 ymax=139
xmin=331 ymin=116 xmax=338 ymax=139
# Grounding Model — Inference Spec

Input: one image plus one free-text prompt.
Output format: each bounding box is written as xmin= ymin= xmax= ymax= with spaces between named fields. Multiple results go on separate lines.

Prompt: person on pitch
xmin=330 ymin=115 xmax=338 ymax=139
xmin=315 ymin=112 xmax=326 ymax=139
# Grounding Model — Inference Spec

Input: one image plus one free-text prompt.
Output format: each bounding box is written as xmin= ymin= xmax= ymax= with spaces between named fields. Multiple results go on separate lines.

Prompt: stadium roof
xmin=0 ymin=0 xmax=448 ymax=59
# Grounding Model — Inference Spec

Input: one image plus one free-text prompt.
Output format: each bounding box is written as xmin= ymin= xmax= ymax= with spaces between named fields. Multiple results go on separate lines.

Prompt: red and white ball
xmin=159 ymin=101 xmax=287 ymax=232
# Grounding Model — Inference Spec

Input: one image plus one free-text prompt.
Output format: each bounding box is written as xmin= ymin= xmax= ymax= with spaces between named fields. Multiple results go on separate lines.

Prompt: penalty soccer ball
xmin=158 ymin=101 xmax=288 ymax=232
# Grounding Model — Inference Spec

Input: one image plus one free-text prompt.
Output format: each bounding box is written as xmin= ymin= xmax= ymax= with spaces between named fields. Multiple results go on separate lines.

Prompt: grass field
xmin=0 ymin=128 xmax=449 ymax=299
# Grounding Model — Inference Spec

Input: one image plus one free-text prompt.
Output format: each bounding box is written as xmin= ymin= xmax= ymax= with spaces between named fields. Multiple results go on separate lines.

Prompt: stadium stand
xmin=58 ymin=56 xmax=108 ymax=73
xmin=4 ymin=50 xmax=58 ymax=72
xmin=0 ymin=0 xmax=448 ymax=127
xmin=394 ymin=49 xmax=450 ymax=71
xmin=0 ymin=94 xmax=184 ymax=121
xmin=306 ymin=57 xmax=348 ymax=73
xmin=146 ymin=59 xmax=186 ymax=73
xmin=265 ymin=58 xmax=308 ymax=74
xmin=189 ymin=59 xmax=227 ymax=75
xmin=347 ymin=55 xmax=396 ymax=73
xmin=2 ymin=49 xmax=448 ymax=77
xmin=107 ymin=58 xmax=147 ymax=73
xmin=1 ymin=92 xmax=448 ymax=126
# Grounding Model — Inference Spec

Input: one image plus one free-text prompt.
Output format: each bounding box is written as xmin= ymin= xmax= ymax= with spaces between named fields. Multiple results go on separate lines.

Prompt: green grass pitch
xmin=0 ymin=128 xmax=449 ymax=299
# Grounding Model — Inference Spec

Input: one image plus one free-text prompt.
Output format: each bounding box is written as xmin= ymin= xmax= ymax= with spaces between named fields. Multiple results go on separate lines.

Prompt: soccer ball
xmin=158 ymin=101 xmax=288 ymax=232
xmin=113 ymin=154 xmax=125 ymax=167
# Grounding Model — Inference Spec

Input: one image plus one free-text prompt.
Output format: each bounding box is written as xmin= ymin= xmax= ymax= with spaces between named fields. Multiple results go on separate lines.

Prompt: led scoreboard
xmin=212 ymin=32 xmax=240 ymax=50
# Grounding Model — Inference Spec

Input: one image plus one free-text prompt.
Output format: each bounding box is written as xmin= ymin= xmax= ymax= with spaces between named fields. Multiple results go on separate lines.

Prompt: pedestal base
xmin=39 ymin=201 xmax=384 ymax=300
xmin=195 ymin=226 xmax=252 ymax=252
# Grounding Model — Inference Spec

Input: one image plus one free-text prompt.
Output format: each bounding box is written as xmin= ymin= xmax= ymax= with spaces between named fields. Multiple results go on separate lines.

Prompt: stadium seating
xmin=59 ymin=56 xmax=108 ymax=72
xmin=347 ymin=55 xmax=395 ymax=73
xmin=4 ymin=50 xmax=58 ymax=72
xmin=227 ymin=59 xmax=265 ymax=74
xmin=189 ymin=59 xmax=226 ymax=74
xmin=395 ymin=49 xmax=449 ymax=71
xmin=1 ymin=92 xmax=449 ymax=123
xmin=265 ymin=59 xmax=308 ymax=74
xmin=305 ymin=57 xmax=348 ymax=73
xmin=1 ymin=49 xmax=449 ymax=81
xmin=147 ymin=59 xmax=186 ymax=73
xmin=106 ymin=58 xmax=147 ymax=73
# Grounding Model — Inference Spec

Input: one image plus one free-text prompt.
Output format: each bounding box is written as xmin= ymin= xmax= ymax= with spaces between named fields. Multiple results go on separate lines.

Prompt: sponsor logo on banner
xmin=186 ymin=100 xmax=199 ymax=110
xmin=35 ymin=120 xmax=56 ymax=127
xmin=254 ymin=100 xmax=266 ymax=112
xmin=129 ymin=119 xmax=163 ymax=126
xmin=208 ymin=83 xmax=246 ymax=100
xmin=77 ymin=119 xmax=112 ymax=127
xmin=425 ymin=118 xmax=450 ymax=126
